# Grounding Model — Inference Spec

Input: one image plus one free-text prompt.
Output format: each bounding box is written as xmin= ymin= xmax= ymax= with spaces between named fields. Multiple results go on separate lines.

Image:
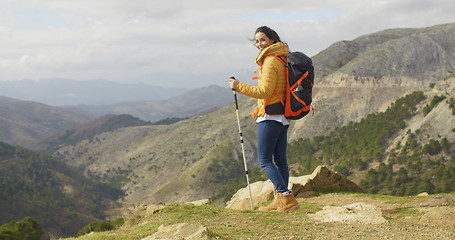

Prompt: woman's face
xmin=255 ymin=32 xmax=274 ymax=52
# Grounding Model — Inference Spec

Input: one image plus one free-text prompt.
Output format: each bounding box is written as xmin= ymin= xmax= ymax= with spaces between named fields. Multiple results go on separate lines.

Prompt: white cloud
xmin=0 ymin=0 xmax=454 ymax=88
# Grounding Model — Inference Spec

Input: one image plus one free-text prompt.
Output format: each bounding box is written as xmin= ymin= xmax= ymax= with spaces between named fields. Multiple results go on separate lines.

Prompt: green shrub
xmin=0 ymin=217 xmax=43 ymax=240
xmin=423 ymin=139 xmax=442 ymax=155
xmin=77 ymin=218 xmax=124 ymax=236
xmin=448 ymin=98 xmax=455 ymax=115
xmin=423 ymin=95 xmax=446 ymax=115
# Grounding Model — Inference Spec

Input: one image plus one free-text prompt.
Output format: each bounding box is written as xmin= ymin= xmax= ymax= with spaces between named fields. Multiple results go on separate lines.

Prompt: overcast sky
xmin=1 ymin=0 xmax=455 ymax=88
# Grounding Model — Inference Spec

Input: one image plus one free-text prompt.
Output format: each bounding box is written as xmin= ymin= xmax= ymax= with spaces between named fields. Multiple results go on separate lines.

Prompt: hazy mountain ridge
xmin=0 ymin=85 xmax=233 ymax=149
xmin=0 ymin=96 xmax=95 ymax=148
xmin=0 ymin=79 xmax=188 ymax=106
xmin=76 ymin=85 xmax=234 ymax=122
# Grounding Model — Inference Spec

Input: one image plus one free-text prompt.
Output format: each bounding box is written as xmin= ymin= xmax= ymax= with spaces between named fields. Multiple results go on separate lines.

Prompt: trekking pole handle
xmin=230 ymin=76 xmax=239 ymax=109
xmin=230 ymin=76 xmax=236 ymax=92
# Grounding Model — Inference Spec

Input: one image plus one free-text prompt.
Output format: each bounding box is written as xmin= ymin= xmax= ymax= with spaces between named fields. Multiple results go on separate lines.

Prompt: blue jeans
xmin=257 ymin=120 xmax=290 ymax=193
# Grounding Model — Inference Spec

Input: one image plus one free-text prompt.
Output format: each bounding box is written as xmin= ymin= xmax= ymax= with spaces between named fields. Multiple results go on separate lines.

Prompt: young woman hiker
xmin=229 ymin=26 xmax=299 ymax=212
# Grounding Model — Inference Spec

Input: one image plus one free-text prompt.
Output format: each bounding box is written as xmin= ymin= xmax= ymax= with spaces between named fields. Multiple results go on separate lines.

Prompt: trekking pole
xmin=231 ymin=76 xmax=254 ymax=210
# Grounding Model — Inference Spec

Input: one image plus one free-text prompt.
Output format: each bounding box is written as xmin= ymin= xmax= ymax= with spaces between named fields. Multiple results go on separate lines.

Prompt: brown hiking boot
xmin=276 ymin=193 xmax=300 ymax=212
xmin=259 ymin=193 xmax=280 ymax=211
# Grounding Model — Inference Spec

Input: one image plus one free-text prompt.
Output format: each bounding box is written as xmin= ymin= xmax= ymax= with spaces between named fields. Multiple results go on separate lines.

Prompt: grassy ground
xmin=63 ymin=193 xmax=455 ymax=240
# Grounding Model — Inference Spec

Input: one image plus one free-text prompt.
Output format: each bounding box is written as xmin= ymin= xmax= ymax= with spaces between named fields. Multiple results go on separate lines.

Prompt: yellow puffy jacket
xmin=236 ymin=42 xmax=289 ymax=118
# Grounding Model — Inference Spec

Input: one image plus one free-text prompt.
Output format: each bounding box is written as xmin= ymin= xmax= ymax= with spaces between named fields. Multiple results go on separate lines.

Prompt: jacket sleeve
xmin=236 ymin=57 xmax=280 ymax=99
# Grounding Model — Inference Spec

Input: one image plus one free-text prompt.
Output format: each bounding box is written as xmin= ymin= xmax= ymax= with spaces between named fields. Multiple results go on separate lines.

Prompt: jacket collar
xmin=256 ymin=42 xmax=289 ymax=66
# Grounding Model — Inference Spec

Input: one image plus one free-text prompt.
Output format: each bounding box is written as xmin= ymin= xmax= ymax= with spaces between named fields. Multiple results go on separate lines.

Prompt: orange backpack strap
xmin=273 ymin=91 xmax=285 ymax=106
xmin=251 ymin=98 xmax=271 ymax=118
xmin=252 ymin=67 xmax=261 ymax=80
xmin=274 ymin=56 xmax=286 ymax=65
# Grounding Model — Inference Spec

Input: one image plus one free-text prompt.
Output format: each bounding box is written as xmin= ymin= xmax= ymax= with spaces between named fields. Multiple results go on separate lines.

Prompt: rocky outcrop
xmin=186 ymin=199 xmax=211 ymax=206
xmin=141 ymin=223 xmax=211 ymax=240
xmin=290 ymin=165 xmax=364 ymax=197
xmin=226 ymin=165 xmax=364 ymax=210
xmin=309 ymin=202 xmax=387 ymax=224
xmin=225 ymin=179 xmax=276 ymax=210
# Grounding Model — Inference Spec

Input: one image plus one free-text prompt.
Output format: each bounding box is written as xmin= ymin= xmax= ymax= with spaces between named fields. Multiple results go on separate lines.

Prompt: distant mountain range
xmin=76 ymin=85 xmax=235 ymax=122
xmin=0 ymin=85 xmax=234 ymax=148
xmin=0 ymin=78 xmax=188 ymax=106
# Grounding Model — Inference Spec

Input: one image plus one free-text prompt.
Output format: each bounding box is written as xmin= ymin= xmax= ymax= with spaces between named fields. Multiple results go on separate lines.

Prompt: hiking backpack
xmin=273 ymin=52 xmax=314 ymax=119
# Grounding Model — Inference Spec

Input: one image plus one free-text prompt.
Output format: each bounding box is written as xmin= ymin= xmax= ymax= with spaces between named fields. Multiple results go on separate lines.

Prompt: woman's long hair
xmin=255 ymin=26 xmax=282 ymax=43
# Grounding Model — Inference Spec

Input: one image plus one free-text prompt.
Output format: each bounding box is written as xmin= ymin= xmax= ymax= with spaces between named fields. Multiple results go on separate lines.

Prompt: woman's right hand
xmin=229 ymin=77 xmax=239 ymax=90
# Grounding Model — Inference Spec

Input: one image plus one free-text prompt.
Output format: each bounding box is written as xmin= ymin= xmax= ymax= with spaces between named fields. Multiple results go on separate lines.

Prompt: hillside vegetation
xmin=0 ymin=142 xmax=122 ymax=237
xmin=287 ymin=89 xmax=455 ymax=196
